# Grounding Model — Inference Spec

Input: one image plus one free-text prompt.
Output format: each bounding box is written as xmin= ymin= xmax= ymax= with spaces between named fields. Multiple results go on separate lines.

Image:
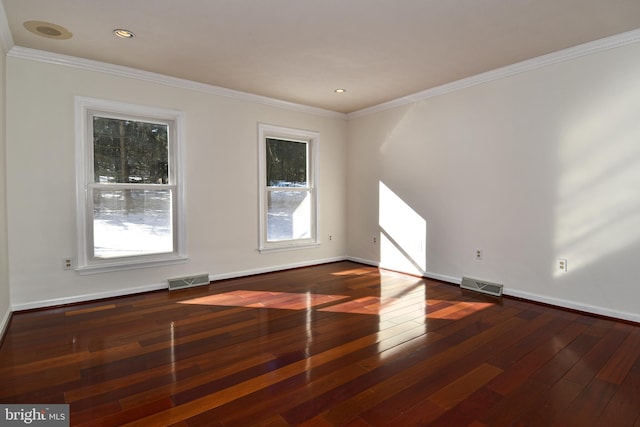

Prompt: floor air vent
xmin=168 ymin=274 xmax=210 ymax=291
xmin=461 ymin=277 xmax=503 ymax=297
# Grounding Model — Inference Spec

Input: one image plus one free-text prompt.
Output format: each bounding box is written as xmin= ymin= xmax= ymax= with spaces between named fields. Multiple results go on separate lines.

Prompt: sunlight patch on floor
xmin=179 ymin=289 xmax=496 ymax=319
xmin=426 ymin=301 xmax=494 ymax=320
xmin=178 ymin=290 xmax=349 ymax=310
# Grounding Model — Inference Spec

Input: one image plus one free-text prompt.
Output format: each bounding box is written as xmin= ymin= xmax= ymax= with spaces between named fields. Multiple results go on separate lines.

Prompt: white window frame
xmin=258 ymin=123 xmax=320 ymax=252
xmin=75 ymin=97 xmax=187 ymax=274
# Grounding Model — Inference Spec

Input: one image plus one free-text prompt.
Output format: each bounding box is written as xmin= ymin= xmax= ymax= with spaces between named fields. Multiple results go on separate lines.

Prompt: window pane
xmin=267 ymin=190 xmax=311 ymax=241
xmin=266 ymin=138 xmax=307 ymax=187
xmin=93 ymin=188 xmax=173 ymax=258
xmin=93 ymin=116 xmax=169 ymax=184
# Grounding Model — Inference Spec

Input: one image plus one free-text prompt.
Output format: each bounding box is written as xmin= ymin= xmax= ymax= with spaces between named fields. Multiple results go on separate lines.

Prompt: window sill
xmin=258 ymin=242 xmax=320 ymax=254
xmin=75 ymin=255 xmax=189 ymax=275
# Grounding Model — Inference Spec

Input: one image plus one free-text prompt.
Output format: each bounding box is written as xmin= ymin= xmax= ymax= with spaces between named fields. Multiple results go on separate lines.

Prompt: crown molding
xmin=7 ymin=46 xmax=347 ymax=120
xmin=5 ymin=27 xmax=640 ymax=120
xmin=0 ymin=1 xmax=14 ymax=53
xmin=347 ymin=28 xmax=640 ymax=120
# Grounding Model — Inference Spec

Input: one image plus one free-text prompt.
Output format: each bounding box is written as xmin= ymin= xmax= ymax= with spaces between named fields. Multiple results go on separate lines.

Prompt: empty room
xmin=1 ymin=1 xmax=639 ymax=425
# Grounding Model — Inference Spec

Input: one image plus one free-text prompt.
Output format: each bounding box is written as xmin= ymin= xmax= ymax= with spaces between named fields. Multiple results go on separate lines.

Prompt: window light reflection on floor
xmin=178 ymin=289 xmax=496 ymax=319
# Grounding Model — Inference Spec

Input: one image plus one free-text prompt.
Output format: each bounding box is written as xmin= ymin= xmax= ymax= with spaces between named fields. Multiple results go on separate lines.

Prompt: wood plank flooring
xmin=1 ymin=261 xmax=639 ymax=426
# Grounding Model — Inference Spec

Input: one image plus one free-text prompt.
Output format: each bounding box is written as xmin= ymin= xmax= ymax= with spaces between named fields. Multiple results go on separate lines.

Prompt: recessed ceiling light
xmin=113 ymin=29 xmax=135 ymax=39
xmin=334 ymin=89 xmax=347 ymax=93
xmin=23 ymin=21 xmax=72 ymax=40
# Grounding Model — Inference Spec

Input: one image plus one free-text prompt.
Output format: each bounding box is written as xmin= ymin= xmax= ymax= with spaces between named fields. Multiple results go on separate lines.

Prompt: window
xmin=75 ymin=97 xmax=186 ymax=273
xmin=258 ymin=124 xmax=319 ymax=251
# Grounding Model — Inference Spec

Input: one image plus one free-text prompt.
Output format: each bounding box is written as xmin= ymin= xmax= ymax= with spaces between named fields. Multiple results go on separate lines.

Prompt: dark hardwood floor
xmin=1 ymin=261 xmax=639 ymax=426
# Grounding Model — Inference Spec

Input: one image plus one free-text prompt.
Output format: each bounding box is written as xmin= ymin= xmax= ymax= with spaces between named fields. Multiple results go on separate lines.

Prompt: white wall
xmin=0 ymin=41 xmax=10 ymax=334
xmin=6 ymin=56 xmax=347 ymax=309
xmin=347 ymin=42 xmax=640 ymax=321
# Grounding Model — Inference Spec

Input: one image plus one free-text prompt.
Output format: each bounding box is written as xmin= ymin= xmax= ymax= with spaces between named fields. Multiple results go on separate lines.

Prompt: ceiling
xmin=3 ymin=0 xmax=640 ymax=114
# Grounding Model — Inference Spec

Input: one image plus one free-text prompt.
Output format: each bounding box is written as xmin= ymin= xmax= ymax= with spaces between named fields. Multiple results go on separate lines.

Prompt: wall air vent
xmin=168 ymin=274 xmax=210 ymax=291
xmin=460 ymin=276 xmax=503 ymax=297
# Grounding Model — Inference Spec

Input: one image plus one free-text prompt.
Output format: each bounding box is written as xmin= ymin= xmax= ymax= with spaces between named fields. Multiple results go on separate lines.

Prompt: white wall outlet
xmin=557 ymin=259 xmax=568 ymax=272
xmin=373 ymin=236 xmax=377 ymax=244
xmin=63 ymin=257 xmax=73 ymax=270
xmin=475 ymin=248 xmax=483 ymax=261
xmin=328 ymin=234 xmax=333 ymax=241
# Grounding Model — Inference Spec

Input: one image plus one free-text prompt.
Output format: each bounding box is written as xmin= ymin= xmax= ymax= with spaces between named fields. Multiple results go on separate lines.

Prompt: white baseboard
xmin=504 ymin=289 xmax=640 ymax=324
xmin=9 ymin=256 xmax=639 ymax=323
xmin=11 ymin=282 xmax=168 ymax=312
xmin=345 ymin=256 xmax=461 ymax=285
xmin=208 ymin=256 xmax=347 ymax=282
xmin=0 ymin=306 xmax=11 ymax=342
xmin=345 ymin=256 xmax=639 ymax=324
xmin=10 ymin=256 xmax=347 ymax=312
xmin=341 ymin=256 xmax=378 ymax=268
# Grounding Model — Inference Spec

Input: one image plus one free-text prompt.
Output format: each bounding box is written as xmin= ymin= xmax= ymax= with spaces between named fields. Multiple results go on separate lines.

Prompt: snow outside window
xmin=258 ymin=124 xmax=319 ymax=252
xmin=75 ymin=97 xmax=186 ymax=273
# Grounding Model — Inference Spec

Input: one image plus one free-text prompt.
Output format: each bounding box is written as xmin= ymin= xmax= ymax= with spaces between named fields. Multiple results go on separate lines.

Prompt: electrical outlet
xmin=373 ymin=237 xmax=377 ymax=244
xmin=63 ymin=257 xmax=73 ymax=270
xmin=328 ymin=235 xmax=332 ymax=241
xmin=475 ymin=248 xmax=483 ymax=261
xmin=557 ymin=259 xmax=567 ymax=272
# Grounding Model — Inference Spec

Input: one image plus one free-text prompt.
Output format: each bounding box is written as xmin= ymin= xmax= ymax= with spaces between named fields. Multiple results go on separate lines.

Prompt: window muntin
xmin=75 ymin=98 xmax=186 ymax=272
xmin=259 ymin=125 xmax=319 ymax=251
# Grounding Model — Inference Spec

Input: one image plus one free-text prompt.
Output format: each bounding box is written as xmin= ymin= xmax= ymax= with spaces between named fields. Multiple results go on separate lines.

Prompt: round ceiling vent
xmin=23 ymin=21 xmax=72 ymax=40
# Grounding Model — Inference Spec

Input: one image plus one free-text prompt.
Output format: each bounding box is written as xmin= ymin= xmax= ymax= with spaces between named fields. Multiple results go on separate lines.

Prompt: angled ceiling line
xmin=5 ymin=28 xmax=640 ymax=119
